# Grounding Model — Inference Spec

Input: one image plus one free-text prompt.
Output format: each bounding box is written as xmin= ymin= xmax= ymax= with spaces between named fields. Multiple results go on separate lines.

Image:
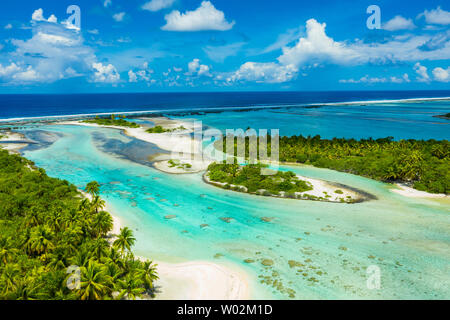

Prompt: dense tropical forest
xmin=0 ymin=149 xmax=157 ymax=300
xmin=207 ymin=162 xmax=312 ymax=196
xmin=83 ymin=115 xmax=140 ymax=128
xmin=217 ymin=135 xmax=449 ymax=194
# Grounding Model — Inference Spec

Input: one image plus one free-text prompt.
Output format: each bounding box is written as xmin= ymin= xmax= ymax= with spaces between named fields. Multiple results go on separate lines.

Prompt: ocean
xmin=1 ymin=90 xmax=450 ymax=120
xmin=2 ymin=91 xmax=449 ymax=299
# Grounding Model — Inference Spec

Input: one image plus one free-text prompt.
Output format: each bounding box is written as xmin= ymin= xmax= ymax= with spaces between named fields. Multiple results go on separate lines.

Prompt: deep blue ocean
xmin=0 ymin=91 xmax=450 ymax=119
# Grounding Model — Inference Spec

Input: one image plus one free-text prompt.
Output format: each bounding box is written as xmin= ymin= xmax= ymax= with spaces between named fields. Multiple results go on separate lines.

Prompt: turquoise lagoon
xmin=16 ymin=100 xmax=450 ymax=299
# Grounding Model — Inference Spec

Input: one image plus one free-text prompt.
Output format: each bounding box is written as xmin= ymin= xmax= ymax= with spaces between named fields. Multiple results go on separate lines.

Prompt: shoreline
xmin=203 ymin=171 xmax=371 ymax=203
xmin=104 ymin=199 xmax=251 ymax=300
xmin=392 ymin=183 xmax=449 ymax=199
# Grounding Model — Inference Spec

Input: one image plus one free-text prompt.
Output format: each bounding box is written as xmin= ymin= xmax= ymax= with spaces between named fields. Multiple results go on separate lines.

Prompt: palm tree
xmin=70 ymin=248 xmax=92 ymax=268
xmin=86 ymin=181 xmax=100 ymax=197
xmin=0 ymin=237 xmax=18 ymax=264
xmin=138 ymin=260 xmax=158 ymax=292
xmin=92 ymin=210 xmax=113 ymax=237
xmin=25 ymin=225 xmax=55 ymax=256
xmin=78 ymin=260 xmax=110 ymax=300
xmin=90 ymin=238 xmax=110 ymax=260
xmin=113 ymin=227 xmax=136 ymax=254
xmin=90 ymin=196 xmax=106 ymax=214
xmin=1 ymin=264 xmax=20 ymax=295
xmin=116 ymin=273 xmax=144 ymax=300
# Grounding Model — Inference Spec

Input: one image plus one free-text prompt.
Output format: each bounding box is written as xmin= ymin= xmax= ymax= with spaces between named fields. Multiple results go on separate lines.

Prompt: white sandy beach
xmin=59 ymin=118 xmax=213 ymax=173
xmin=392 ymin=183 xmax=449 ymax=199
xmin=103 ymin=198 xmax=250 ymax=300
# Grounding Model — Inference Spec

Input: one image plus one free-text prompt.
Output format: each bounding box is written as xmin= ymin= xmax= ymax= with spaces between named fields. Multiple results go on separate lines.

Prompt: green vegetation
xmin=168 ymin=159 xmax=192 ymax=169
xmin=218 ymin=135 xmax=449 ymax=194
xmin=206 ymin=162 xmax=312 ymax=196
xmin=83 ymin=114 xmax=140 ymax=128
xmin=146 ymin=125 xmax=186 ymax=133
xmin=0 ymin=149 xmax=157 ymax=300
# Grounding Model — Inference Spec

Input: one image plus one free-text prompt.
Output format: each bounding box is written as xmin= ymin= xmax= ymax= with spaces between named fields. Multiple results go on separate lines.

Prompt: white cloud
xmin=88 ymin=29 xmax=99 ymax=35
xmin=0 ymin=14 xmax=120 ymax=85
xmin=203 ymin=42 xmax=245 ymax=62
xmin=278 ymin=19 xmax=360 ymax=67
xmin=186 ymin=58 xmax=211 ymax=77
xmin=142 ymin=0 xmax=175 ymax=12
xmin=128 ymin=63 xmax=154 ymax=83
xmin=113 ymin=12 xmax=126 ymax=22
xmin=224 ymin=17 xmax=450 ymax=84
xmin=32 ymin=8 xmax=45 ymax=21
xmin=32 ymin=8 xmax=57 ymax=23
xmin=173 ymin=67 xmax=182 ymax=72
xmin=382 ymin=15 xmax=415 ymax=31
xmin=47 ymin=14 xmax=57 ymax=23
xmin=161 ymin=1 xmax=234 ymax=31
xmin=414 ymin=62 xmax=430 ymax=82
xmin=225 ymin=62 xmax=297 ymax=84
xmin=104 ymin=0 xmax=112 ymax=8
xmin=418 ymin=7 xmax=450 ymax=25
xmin=128 ymin=70 xmax=137 ymax=82
xmin=0 ymin=63 xmax=21 ymax=77
xmin=339 ymin=73 xmax=410 ymax=84
xmin=5 ymin=23 xmax=13 ymax=30
xmin=432 ymin=67 xmax=450 ymax=82
xmin=92 ymin=62 xmax=120 ymax=83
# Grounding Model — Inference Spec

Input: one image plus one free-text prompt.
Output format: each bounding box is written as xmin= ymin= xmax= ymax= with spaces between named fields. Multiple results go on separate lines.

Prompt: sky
xmin=0 ymin=0 xmax=449 ymax=93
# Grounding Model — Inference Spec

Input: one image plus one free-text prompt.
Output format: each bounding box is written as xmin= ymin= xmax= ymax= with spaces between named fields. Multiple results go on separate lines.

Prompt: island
xmin=204 ymin=162 xmax=368 ymax=203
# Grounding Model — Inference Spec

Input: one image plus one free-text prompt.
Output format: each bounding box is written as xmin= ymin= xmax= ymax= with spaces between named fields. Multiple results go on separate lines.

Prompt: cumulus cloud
xmin=128 ymin=62 xmax=155 ymax=84
xmin=432 ymin=67 xmax=450 ymax=82
xmin=113 ymin=12 xmax=126 ymax=22
xmin=414 ymin=62 xmax=430 ymax=82
xmin=224 ymin=62 xmax=297 ymax=84
xmin=92 ymin=62 xmax=120 ymax=83
xmin=31 ymin=8 xmax=57 ymax=23
xmin=0 ymin=11 xmax=120 ymax=85
xmin=382 ymin=15 xmax=415 ymax=31
xmin=418 ymin=7 xmax=450 ymax=25
xmin=223 ymin=18 xmax=450 ymax=84
xmin=104 ymin=0 xmax=112 ymax=8
xmin=187 ymin=58 xmax=211 ymax=76
xmin=278 ymin=19 xmax=360 ymax=67
xmin=4 ymin=24 xmax=12 ymax=30
xmin=142 ymin=0 xmax=175 ymax=12
xmin=161 ymin=1 xmax=234 ymax=31
xmin=128 ymin=70 xmax=137 ymax=82
xmin=339 ymin=73 xmax=410 ymax=84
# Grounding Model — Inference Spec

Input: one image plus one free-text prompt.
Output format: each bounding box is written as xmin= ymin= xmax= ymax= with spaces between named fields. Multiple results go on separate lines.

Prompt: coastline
xmin=392 ymin=183 xmax=449 ymax=199
xmin=105 ymin=199 xmax=251 ymax=300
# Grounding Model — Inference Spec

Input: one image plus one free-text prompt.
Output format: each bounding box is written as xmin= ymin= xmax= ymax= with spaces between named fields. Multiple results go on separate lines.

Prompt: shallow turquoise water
xmin=19 ymin=120 xmax=450 ymax=299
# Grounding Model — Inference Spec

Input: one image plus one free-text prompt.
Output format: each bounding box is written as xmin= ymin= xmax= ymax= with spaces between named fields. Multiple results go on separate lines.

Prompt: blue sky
xmin=0 ymin=0 xmax=449 ymax=93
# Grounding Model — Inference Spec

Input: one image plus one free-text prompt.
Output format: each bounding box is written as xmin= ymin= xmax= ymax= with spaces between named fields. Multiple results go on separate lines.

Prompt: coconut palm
xmin=138 ymin=260 xmax=159 ymax=292
xmin=25 ymin=225 xmax=55 ymax=256
xmin=92 ymin=210 xmax=112 ymax=237
xmin=85 ymin=181 xmax=100 ymax=197
xmin=90 ymin=196 xmax=105 ymax=214
xmin=78 ymin=261 xmax=110 ymax=300
xmin=113 ymin=227 xmax=136 ymax=254
xmin=116 ymin=273 xmax=144 ymax=300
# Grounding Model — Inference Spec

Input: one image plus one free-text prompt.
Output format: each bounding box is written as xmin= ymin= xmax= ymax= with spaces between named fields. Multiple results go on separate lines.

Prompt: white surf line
xmin=1 ymin=96 xmax=449 ymax=123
